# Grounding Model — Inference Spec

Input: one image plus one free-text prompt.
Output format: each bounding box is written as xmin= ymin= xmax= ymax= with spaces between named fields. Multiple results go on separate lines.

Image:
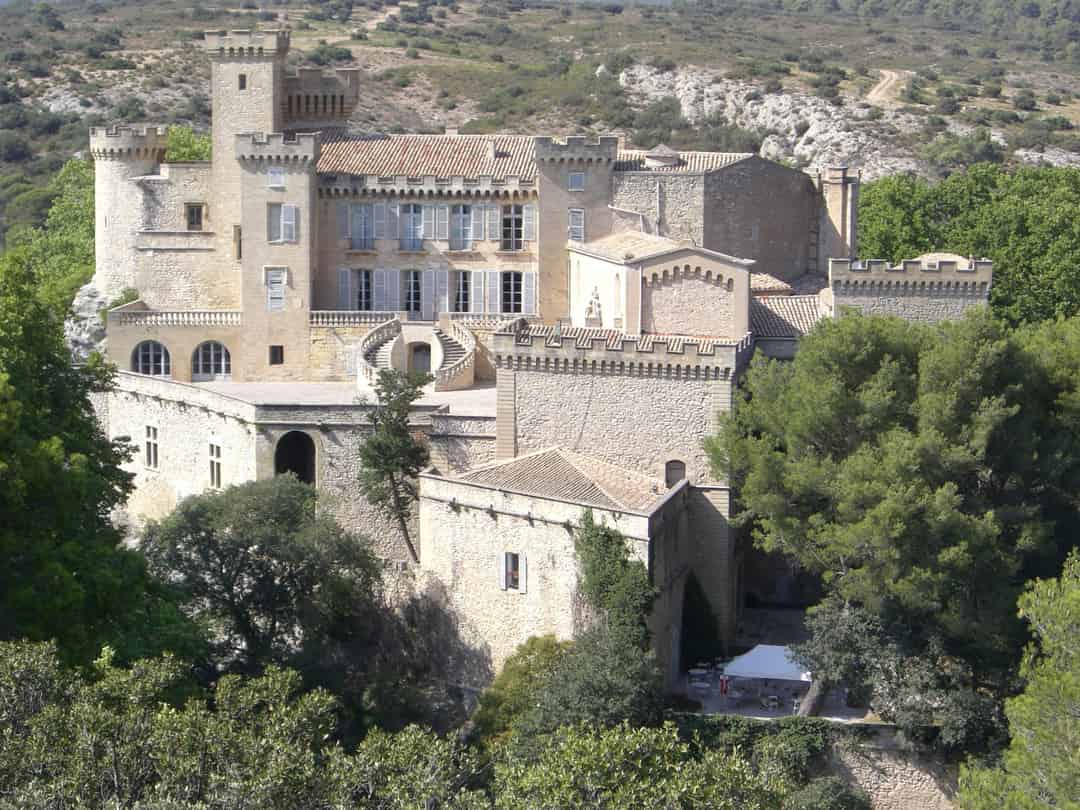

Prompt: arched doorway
xmin=410 ymin=342 xmax=431 ymax=374
xmin=274 ymin=431 xmax=316 ymax=485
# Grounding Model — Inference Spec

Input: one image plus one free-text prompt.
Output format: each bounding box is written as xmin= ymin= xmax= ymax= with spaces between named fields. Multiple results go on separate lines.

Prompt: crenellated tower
xmin=88 ymin=125 xmax=169 ymax=301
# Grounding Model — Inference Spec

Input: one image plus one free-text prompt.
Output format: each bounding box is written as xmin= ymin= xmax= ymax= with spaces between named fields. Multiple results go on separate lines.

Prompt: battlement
xmin=283 ymin=68 xmax=361 ymax=122
xmin=203 ymin=29 xmax=290 ymax=57
xmin=235 ymin=132 xmax=319 ymax=163
xmin=491 ymin=319 xmax=749 ymax=380
xmin=534 ymin=136 xmax=619 ymax=164
xmin=89 ymin=125 xmax=169 ymax=160
xmin=830 ymin=256 xmax=992 ymax=291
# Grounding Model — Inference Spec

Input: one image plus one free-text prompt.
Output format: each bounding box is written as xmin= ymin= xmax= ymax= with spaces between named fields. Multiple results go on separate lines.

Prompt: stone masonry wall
xmin=611 ymin=173 xmax=705 ymax=245
xmin=642 ymin=274 xmax=736 ymax=337
xmin=833 ymin=290 xmax=987 ymax=323
xmin=512 ymin=367 xmax=730 ymax=484
xmin=830 ymin=744 xmax=956 ymax=810
xmin=309 ymin=323 xmax=371 ymax=381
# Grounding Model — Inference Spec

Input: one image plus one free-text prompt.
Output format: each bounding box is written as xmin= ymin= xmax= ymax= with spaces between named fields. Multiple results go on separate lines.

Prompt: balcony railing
xmin=399 ymin=236 xmax=424 ymax=251
xmin=310 ymin=310 xmax=398 ymax=327
xmin=109 ymin=310 xmax=243 ymax=327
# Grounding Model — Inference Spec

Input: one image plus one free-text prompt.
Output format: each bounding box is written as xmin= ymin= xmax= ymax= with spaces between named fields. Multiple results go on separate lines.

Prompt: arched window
xmin=665 ymin=460 xmax=686 ymax=488
xmin=132 ymin=341 xmax=171 ymax=377
xmin=192 ymin=341 xmax=232 ymax=381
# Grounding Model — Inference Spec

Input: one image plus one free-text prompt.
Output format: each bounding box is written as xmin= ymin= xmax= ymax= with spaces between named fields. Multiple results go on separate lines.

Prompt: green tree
xmin=141 ymin=476 xmax=381 ymax=675
xmin=0 ymin=249 xmax=199 ymax=665
xmin=357 ymin=369 xmax=433 ymax=563
xmin=958 ymin=552 xmax=1080 ymax=809
xmin=494 ymin=722 xmax=783 ymax=809
xmin=165 ymin=125 xmax=211 ymax=162
xmin=710 ymin=311 xmax=1080 ymax=751
xmin=472 ymin=634 xmax=570 ymax=744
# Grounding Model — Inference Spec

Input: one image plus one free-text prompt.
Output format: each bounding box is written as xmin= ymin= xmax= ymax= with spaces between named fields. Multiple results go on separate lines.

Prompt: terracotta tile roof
xmin=751 ymin=295 xmax=825 ymax=338
xmin=317 ymin=132 xmax=538 ymax=180
xmin=513 ymin=323 xmax=734 ymax=351
xmin=751 ymin=273 xmax=793 ymax=293
xmin=614 ymin=149 xmax=753 ymax=173
xmin=572 ymin=231 xmax=686 ymax=262
xmin=456 ymin=447 xmax=664 ymax=512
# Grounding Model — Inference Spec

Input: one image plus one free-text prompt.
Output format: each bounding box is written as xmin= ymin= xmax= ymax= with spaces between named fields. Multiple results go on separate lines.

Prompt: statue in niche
xmin=584 ymin=287 xmax=603 ymax=327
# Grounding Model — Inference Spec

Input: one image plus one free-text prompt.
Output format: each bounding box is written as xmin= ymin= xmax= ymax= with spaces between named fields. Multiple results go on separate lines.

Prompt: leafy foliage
xmin=164 ymin=125 xmax=211 ymax=161
xmin=958 ymin=552 xmax=1080 ymax=808
xmin=0 ymin=246 xmax=200 ymax=666
xmin=710 ymin=311 xmax=1080 ymax=751
xmin=857 ymin=164 xmax=1080 ymax=325
xmin=357 ymin=369 xmax=433 ymax=563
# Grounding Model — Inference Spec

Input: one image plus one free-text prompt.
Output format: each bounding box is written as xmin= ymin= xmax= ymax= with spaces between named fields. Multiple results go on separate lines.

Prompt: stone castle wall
xmin=830 ymin=743 xmax=956 ymax=810
xmin=642 ymin=271 xmax=738 ymax=338
xmin=611 ymin=172 xmax=705 ymax=245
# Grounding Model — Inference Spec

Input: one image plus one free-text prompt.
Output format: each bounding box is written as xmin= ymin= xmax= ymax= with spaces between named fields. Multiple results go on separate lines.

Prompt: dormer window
xmin=238 ymin=73 xmax=247 ymax=90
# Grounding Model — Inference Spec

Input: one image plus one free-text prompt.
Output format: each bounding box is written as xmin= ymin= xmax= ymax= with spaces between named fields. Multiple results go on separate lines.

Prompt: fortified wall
xmin=827 ymin=256 xmax=993 ymax=323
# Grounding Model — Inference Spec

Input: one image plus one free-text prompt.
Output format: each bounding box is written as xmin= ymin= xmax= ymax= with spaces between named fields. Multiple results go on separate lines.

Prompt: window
xmin=267 ymin=167 xmax=285 ymax=189
xmin=132 ymin=341 xmax=170 ymax=376
xmin=400 ymin=203 xmax=423 ymax=250
xmin=186 ymin=203 xmax=204 ymax=231
xmin=665 ymin=460 xmax=686 ymax=487
xmin=233 ymin=225 xmax=242 ymax=260
xmin=350 ymin=203 xmax=374 ymax=250
xmin=266 ymin=267 xmax=286 ymax=312
xmin=356 ymin=269 xmax=372 ymax=310
xmin=144 ymin=426 xmax=159 ymax=469
xmin=405 ymin=270 xmax=422 ymax=313
xmin=501 ymin=204 xmax=523 ymax=251
xmin=569 ymin=208 xmax=585 ymax=242
xmin=500 ymin=551 xmax=526 ymax=592
xmin=569 ymin=171 xmax=585 ymax=191
xmin=453 ymin=271 xmax=470 ymax=313
xmin=502 ymin=271 xmax=523 ymax=314
xmin=269 ymin=345 xmax=284 ymax=365
xmin=209 ymin=442 xmax=222 ymax=488
xmin=238 ymin=73 xmax=247 ymax=90
xmin=192 ymin=341 xmax=231 ymax=381
xmin=450 ymin=204 xmax=472 ymax=250
xmin=267 ymin=203 xmax=298 ymax=243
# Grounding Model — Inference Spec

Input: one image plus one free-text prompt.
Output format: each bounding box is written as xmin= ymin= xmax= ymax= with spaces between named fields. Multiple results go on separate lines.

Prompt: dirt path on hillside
xmin=866 ymin=69 xmax=912 ymax=105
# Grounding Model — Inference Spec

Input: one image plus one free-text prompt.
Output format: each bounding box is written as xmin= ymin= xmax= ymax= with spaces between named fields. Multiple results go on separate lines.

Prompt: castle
xmin=88 ymin=29 xmax=992 ymax=688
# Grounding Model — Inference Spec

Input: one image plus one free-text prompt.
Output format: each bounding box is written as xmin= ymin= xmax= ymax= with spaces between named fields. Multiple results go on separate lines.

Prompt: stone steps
xmin=434 ymin=327 xmax=466 ymax=370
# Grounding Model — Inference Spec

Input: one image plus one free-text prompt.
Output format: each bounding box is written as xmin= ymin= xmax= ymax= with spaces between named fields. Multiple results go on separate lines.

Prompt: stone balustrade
xmin=108 ymin=310 xmax=243 ymax=327
xmin=357 ymin=316 xmax=401 ymax=386
xmin=310 ymin=310 xmax=397 ymax=327
xmin=433 ymin=320 xmax=477 ymax=392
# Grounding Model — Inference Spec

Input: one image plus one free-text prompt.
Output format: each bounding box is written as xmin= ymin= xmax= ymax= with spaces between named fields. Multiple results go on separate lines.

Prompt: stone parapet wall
xmin=830 ymin=742 xmax=956 ymax=810
xmin=89 ymin=125 xmax=169 ymax=160
xmin=534 ymin=136 xmax=619 ymax=164
xmin=235 ymin=132 xmax=319 ymax=163
xmin=202 ymin=28 xmax=290 ymax=55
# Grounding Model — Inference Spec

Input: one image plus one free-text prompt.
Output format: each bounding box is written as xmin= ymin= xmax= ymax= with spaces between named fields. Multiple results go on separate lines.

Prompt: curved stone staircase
xmin=357 ymin=317 xmax=476 ymax=391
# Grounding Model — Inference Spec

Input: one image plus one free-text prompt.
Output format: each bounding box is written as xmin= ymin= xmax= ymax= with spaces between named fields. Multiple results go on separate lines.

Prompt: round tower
xmin=89 ymin=125 xmax=169 ymax=301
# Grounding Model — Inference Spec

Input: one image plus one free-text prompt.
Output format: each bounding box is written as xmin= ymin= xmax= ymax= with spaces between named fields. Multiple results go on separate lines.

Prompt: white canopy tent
xmin=723 ymin=644 xmax=811 ymax=682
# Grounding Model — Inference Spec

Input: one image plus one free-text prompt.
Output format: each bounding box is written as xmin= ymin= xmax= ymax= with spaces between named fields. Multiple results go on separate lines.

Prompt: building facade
xmin=89 ymin=29 xmax=992 ymax=688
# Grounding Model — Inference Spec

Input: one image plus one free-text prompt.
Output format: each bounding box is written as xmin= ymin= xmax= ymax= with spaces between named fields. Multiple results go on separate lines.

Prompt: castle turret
xmin=89 ymin=125 xmax=169 ymax=301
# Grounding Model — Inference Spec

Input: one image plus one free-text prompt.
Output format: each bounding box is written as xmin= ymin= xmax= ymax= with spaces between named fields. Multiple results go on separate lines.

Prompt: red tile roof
xmin=614 ymin=149 xmax=753 ymax=173
xmin=751 ymin=295 xmax=824 ymax=338
xmin=317 ymin=132 xmax=538 ymax=180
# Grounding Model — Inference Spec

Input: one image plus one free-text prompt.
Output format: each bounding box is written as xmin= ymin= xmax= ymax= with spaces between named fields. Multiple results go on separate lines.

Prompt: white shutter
xmin=422 ymin=205 xmax=435 ymax=240
xmin=374 ymin=203 xmax=387 ymax=239
xmin=519 ymin=553 xmax=528 ymax=594
xmin=266 ymin=268 xmax=286 ymax=312
xmin=338 ymin=267 xmax=352 ymax=309
xmin=436 ymin=205 xmax=449 ymax=241
xmin=387 ymin=204 xmax=400 ymax=239
xmin=498 ymin=554 xmax=507 ymax=590
xmin=385 ymin=270 xmax=401 ymax=311
xmin=523 ymin=272 xmax=537 ymax=315
xmin=372 ymin=270 xmax=386 ymax=310
xmin=470 ymin=271 xmax=484 ymax=314
xmin=471 ymin=205 xmax=485 ymax=242
xmin=421 ymin=270 xmax=435 ymax=321
xmin=436 ymin=270 xmax=449 ymax=314
xmin=337 ymin=202 xmax=349 ymax=240
xmin=282 ymin=204 xmax=298 ymax=242
xmin=569 ymin=208 xmax=585 ymax=242
xmin=487 ymin=205 xmax=500 ymax=242
xmin=523 ymin=203 xmax=536 ymax=241
xmin=487 ymin=270 xmax=500 ymax=313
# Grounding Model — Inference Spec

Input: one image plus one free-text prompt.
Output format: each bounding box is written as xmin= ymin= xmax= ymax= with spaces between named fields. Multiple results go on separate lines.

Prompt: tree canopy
xmin=710 ymin=311 xmax=1080 ymax=749
xmin=857 ymin=164 xmax=1080 ymax=325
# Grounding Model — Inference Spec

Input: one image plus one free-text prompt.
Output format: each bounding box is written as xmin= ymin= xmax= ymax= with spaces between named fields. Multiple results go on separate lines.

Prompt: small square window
xmin=267 ymin=167 xmax=286 ymax=189
xmin=269 ymin=345 xmax=284 ymax=365
xmin=238 ymin=73 xmax=247 ymax=90
xmin=186 ymin=203 xmax=205 ymax=231
xmin=568 ymin=171 xmax=585 ymax=191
